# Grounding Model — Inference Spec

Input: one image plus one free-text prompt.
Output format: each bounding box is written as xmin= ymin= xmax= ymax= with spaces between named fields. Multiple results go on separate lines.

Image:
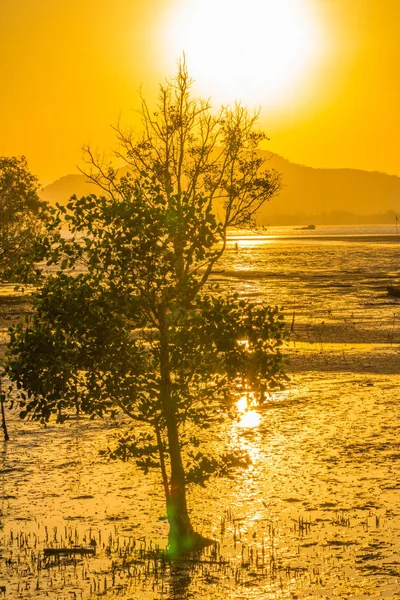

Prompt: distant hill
xmin=258 ymin=153 xmax=400 ymax=225
xmin=40 ymin=174 xmax=98 ymax=207
xmin=40 ymin=155 xmax=400 ymax=225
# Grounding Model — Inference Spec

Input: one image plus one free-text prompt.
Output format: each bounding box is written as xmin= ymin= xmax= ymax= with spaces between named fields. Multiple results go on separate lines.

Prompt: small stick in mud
xmin=290 ymin=302 xmax=296 ymax=334
xmin=0 ymin=379 xmax=9 ymax=442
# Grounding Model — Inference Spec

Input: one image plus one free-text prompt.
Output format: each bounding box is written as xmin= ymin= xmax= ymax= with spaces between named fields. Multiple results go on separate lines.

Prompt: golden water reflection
xmin=238 ymin=410 xmax=261 ymax=429
xmin=236 ymin=394 xmax=261 ymax=429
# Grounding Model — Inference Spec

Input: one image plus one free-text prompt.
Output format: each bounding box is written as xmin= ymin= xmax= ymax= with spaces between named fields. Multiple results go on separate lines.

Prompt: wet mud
xmin=1 ymin=228 xmax=400 ymax=598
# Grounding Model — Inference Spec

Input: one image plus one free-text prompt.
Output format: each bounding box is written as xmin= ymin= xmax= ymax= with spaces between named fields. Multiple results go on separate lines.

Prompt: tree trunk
xmin=158 ymin=307 xmax=193 ymax=554
xmin=1 ymin=399 xmax=9 ymax=442
xmin=158 ymin=308 xmax=212 ymax=555
xmin=0 ymin=380 xmax=9 ymax=442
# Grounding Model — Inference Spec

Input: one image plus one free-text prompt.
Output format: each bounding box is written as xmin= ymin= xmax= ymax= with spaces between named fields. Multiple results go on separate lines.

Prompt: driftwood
xmin=43 ymin=546 xmax=96 ymax=559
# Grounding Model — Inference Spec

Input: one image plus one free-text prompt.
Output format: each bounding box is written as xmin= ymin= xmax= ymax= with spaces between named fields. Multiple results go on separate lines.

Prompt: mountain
xmin=40 ymin=156 xmax=400 ymax=225
xmin=256 ymin=153 xmax=400 ymax=225
xmin=40 ymin=174 xmax=98 ymax=206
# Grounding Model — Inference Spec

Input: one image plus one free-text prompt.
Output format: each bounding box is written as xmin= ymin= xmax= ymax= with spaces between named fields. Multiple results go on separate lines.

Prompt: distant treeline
xmin=261 ymin=210 xmax=399 ymax=226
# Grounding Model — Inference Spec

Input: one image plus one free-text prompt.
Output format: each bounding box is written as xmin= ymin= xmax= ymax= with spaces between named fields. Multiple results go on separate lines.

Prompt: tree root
xmin=167 ymin=530 xmax=215 ymax=557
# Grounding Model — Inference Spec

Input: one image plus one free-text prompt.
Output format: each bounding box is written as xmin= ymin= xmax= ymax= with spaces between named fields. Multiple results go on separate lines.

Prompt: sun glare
xmin=236 ymin=395 xmax=261 ymax=429
xmin=163 ymin=0 xmax=323 ymax=107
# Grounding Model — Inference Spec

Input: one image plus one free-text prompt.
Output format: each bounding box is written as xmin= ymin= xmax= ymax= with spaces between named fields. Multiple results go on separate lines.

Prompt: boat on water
xmin=295 ymin=224 xmax=316 ymax=231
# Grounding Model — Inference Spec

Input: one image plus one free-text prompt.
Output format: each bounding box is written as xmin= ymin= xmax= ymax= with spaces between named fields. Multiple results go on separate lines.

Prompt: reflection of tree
xmin=168 ymin=560 xmax=192 ymax=600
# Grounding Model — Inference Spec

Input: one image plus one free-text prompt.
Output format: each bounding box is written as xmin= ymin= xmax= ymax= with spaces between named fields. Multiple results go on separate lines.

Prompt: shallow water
xmin=1 ymin=225 xmax=400 ymax=598
xmin=1 ymin=371 xmax=399 ymax=598
xmin=219 ymin=226 xmax=400 ymax=345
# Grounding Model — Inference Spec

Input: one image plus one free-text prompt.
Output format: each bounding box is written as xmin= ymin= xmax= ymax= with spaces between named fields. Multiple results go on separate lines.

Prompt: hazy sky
xmin=1 ymin=0 xmax=399 ymax=184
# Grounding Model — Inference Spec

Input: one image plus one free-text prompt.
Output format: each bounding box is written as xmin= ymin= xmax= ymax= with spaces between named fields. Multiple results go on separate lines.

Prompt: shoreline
xmin=1 ymin=296 xmax=399 ymax=373
xmin=227 ymin=234 xmax=400 ymax=243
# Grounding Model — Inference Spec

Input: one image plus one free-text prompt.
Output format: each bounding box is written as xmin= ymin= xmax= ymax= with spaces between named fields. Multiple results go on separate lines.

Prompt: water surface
xmin=1 ymin=225 xmax=399 ymax=598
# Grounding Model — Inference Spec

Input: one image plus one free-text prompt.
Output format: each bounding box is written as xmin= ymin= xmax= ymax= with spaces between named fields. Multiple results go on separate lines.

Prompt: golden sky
xmin=0 ymin=0 xmax=399 ymax=184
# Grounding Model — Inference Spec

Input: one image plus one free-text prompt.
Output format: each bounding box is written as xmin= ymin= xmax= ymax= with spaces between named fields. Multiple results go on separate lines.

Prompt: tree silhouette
xmin=5 ymin=62 xmax=287 ymax=554
xmin=0 ymin=156 xmax=45 ymax=283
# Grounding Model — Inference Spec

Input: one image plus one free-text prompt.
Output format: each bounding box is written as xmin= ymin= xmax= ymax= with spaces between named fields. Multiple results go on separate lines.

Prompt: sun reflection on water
xmin=236 ymin=394 xmax=261 ymax=429
xmin=238 ymin=409 xmax=261 ymax=429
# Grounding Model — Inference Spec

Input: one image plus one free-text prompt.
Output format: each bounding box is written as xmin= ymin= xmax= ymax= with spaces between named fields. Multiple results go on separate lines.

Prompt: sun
xmin=163 ymin=0 xmax=323 ymax=107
